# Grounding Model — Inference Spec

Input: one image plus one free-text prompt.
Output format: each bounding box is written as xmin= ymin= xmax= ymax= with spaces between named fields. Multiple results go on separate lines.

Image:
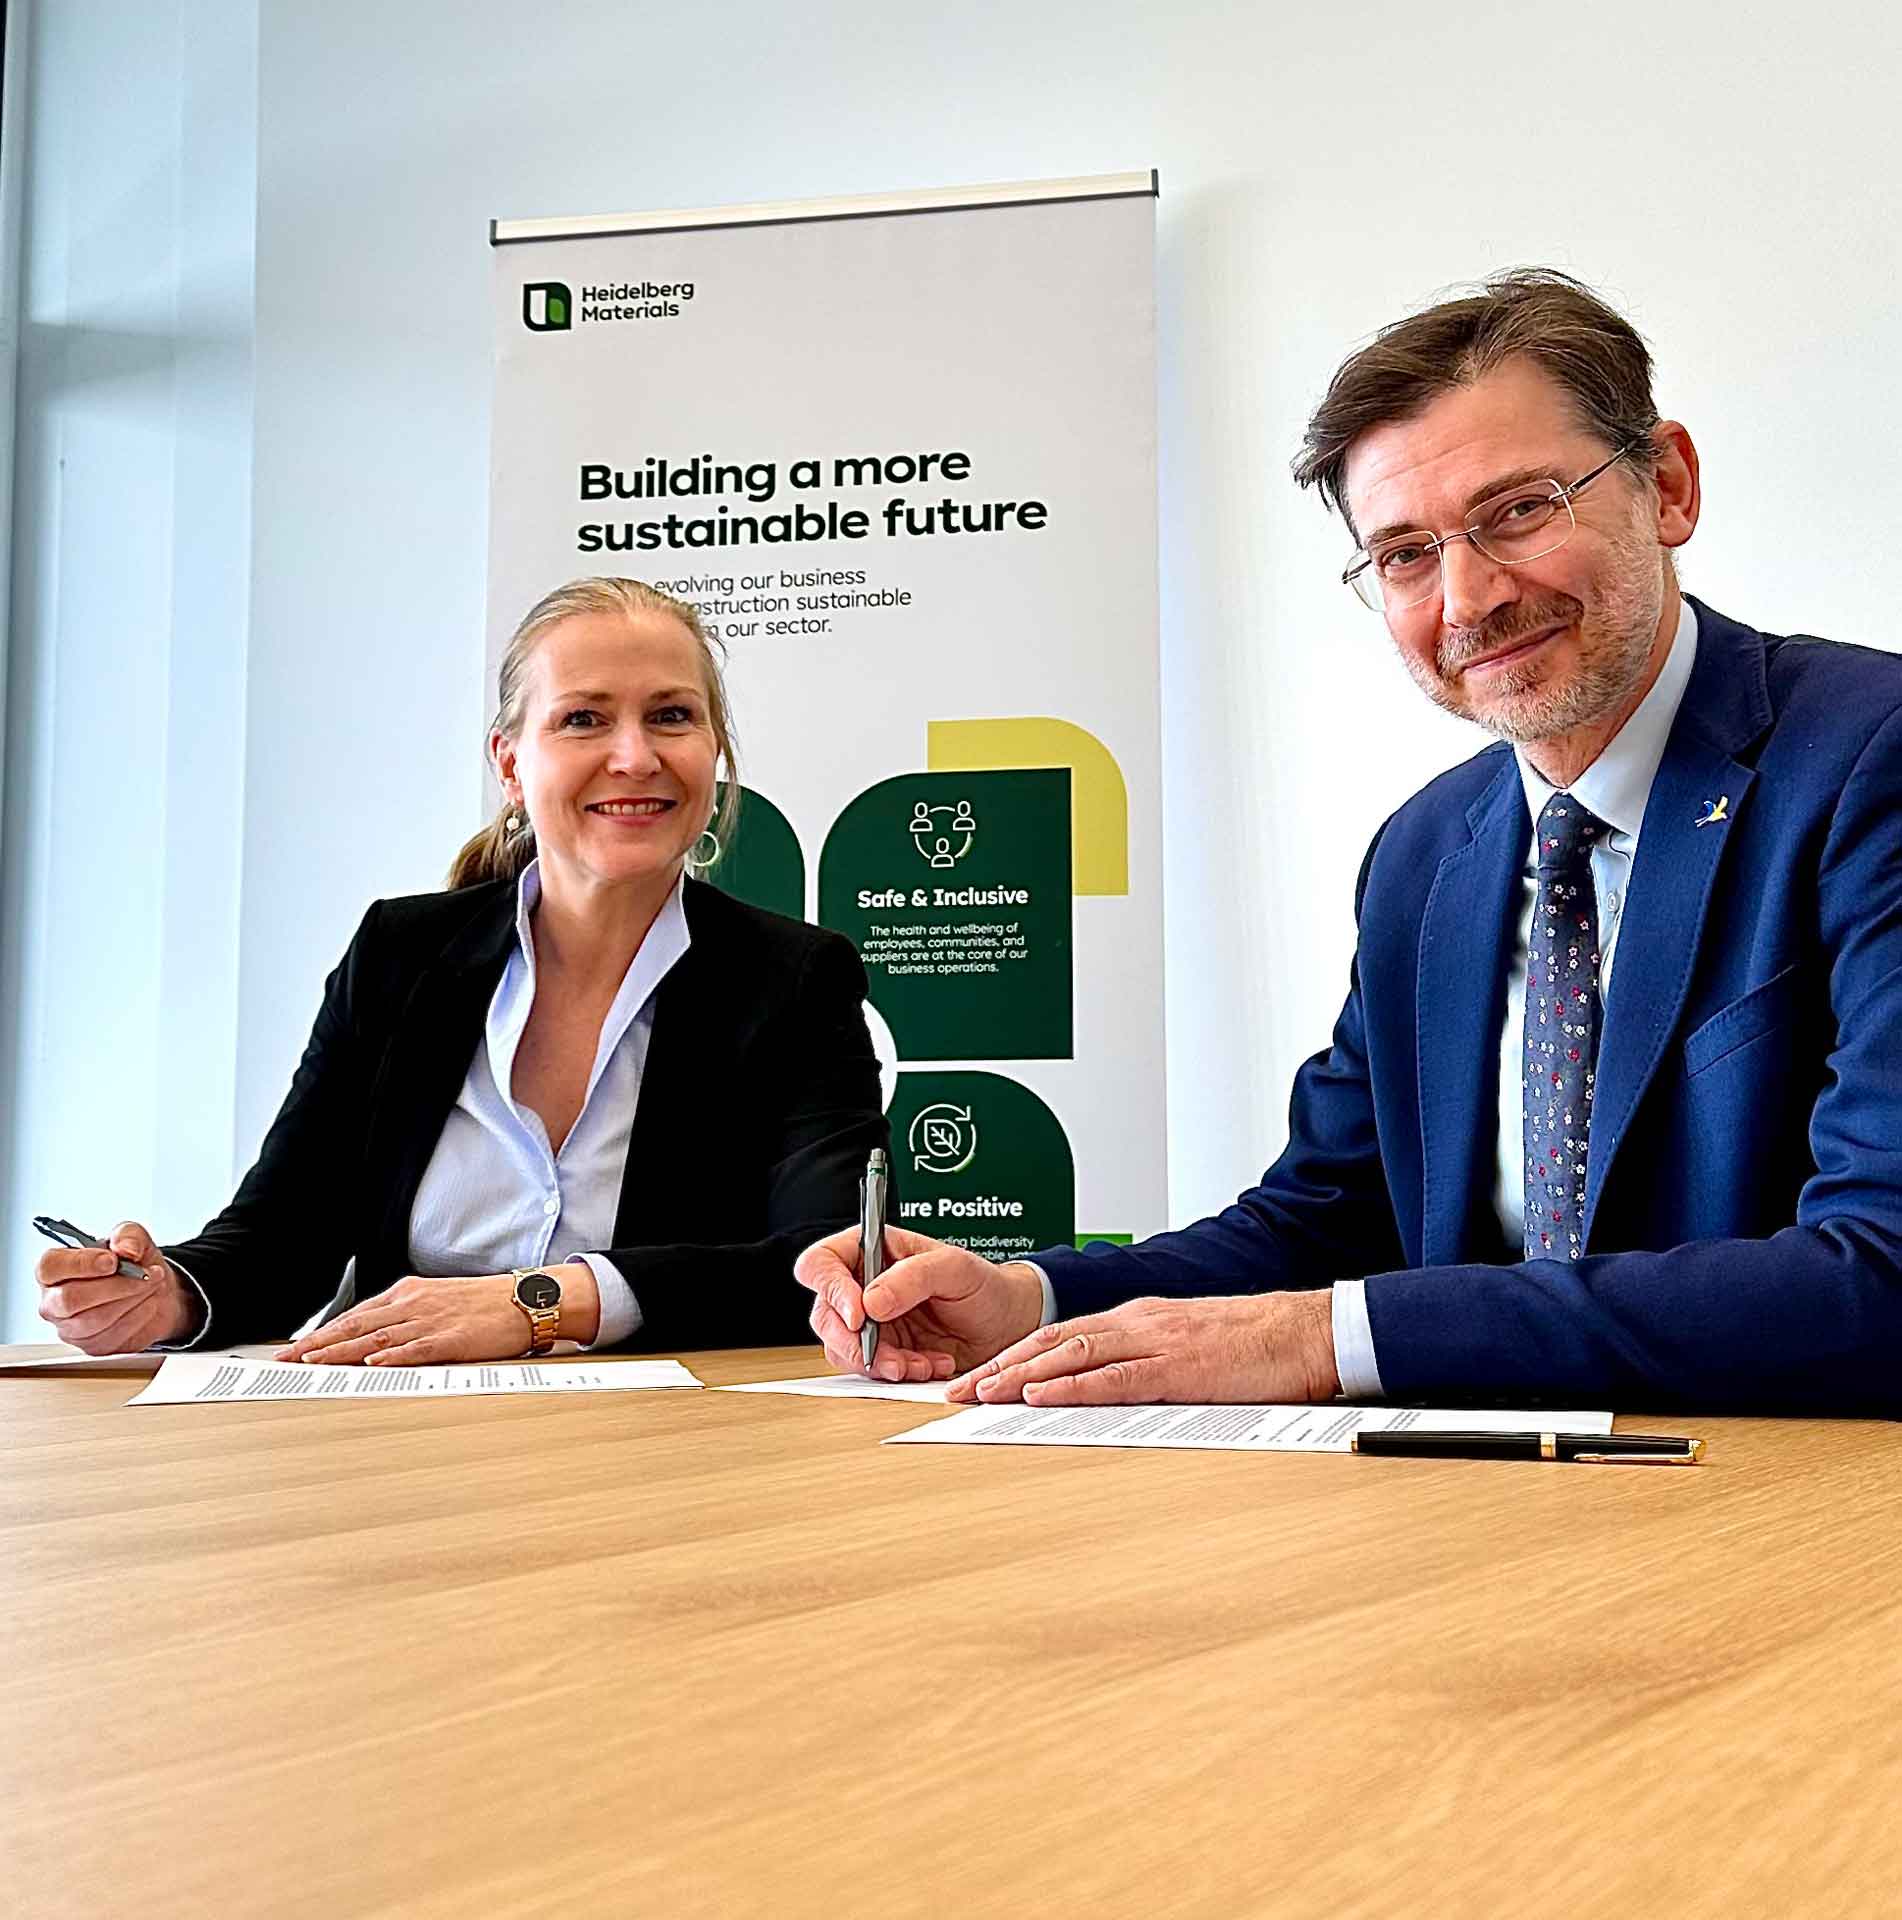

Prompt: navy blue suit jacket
xmin=1039 ymin=601 xmax=1902 ymax=1412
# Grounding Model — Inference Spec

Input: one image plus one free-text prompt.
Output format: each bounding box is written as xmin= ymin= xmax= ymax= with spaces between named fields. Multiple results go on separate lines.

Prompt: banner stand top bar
xmin=490 ymin=169 xmax=1159 ymax=249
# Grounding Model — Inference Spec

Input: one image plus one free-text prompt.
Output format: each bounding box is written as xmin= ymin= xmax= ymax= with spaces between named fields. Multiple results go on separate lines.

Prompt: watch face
xmin=515 ymin=1271 xmax=560 ymax=1312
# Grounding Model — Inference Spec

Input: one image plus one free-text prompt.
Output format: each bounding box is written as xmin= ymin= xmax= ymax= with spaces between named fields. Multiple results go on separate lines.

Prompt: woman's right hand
xmin=36 ymin=1222 xmax=197 ymax=1353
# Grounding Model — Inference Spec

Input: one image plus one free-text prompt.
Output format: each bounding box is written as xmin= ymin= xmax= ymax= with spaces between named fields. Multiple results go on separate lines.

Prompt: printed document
xmin=885 ymin=1402 xmax=1615 ymax=1453
xmin=721 ymin=1373 xmax=949 ymax=1403
xmin=0 ymin=1342 xmax=280 ymax=1374
xmin=128 ymin=1354 xmax=703 ymax=1406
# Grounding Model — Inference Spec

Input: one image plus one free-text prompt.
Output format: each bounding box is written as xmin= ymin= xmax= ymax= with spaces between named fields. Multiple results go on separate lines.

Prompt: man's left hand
xmin=275 ymin=1272 xmax=544 ymax=1366
xmin=946 ymin=1291 xmax=1341 ymax=1406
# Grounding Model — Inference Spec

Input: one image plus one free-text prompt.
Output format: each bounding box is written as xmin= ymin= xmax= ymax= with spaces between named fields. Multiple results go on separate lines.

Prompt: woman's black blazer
xmin=166 ymin=876 xmax=888 ymax=1348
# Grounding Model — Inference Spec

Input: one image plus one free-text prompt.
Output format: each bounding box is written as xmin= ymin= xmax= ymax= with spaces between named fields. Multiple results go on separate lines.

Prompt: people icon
xmin=908 ymin=799 xmax=977 ymax=868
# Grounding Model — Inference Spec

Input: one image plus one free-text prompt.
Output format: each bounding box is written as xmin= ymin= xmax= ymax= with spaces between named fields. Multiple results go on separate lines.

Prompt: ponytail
xmin=446 ymin=807 xmax=536 ymax=891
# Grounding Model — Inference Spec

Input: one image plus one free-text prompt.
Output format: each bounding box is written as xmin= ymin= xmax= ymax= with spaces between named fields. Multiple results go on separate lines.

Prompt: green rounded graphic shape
xmin=887 ymin=1071 xmax=1075 ymax=1261
xmin=818 ymin=769 xmax=1073 ymax=1061
xmin=705 ymin=784 xmax=805 ymax=921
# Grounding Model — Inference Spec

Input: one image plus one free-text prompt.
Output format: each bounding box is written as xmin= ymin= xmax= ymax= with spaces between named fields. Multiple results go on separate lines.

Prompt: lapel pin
xmin=1694 ymin=796 xmax=1730 ymax=829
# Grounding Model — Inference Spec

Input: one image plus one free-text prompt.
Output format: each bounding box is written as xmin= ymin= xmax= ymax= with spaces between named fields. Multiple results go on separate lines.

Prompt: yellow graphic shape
xmin=927 ymin=717 xmax=1128 ymax=896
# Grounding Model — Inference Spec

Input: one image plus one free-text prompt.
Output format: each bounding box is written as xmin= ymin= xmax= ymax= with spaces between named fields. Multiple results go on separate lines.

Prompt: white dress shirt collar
xmin=1512 ymin=596 xmax=1699 ymax=834
xmin=495 ymin=860 xmax=693 ymax=1133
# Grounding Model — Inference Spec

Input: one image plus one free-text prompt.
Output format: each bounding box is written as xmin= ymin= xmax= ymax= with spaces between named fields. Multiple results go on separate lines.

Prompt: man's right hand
xmin=35 ymin=1221 xmax=197 ymax=1354
xmin=795 ymin=1226 xmax=1044 ymax=1382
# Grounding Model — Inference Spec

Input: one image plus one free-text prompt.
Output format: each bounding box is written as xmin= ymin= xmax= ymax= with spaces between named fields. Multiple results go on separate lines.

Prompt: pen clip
xmin=1568 ymin=1442 xmax=1704 ymax=1466
xmin=859 ymin=1150 xmax=889 ymax=1283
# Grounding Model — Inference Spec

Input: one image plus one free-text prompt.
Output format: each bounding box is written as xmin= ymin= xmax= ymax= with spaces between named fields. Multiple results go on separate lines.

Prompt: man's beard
xmin=1402 ymin=541 xmax=1664 ymax=748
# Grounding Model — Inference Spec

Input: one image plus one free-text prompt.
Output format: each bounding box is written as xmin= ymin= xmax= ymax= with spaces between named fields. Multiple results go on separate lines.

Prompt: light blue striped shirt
xmin=404 ymin=861 xmax=690 ymax=1347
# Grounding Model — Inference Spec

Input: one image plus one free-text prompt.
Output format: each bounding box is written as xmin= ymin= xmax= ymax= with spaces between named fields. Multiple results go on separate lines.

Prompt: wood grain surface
xmin=3 ymin=1349 xmax=1897 ymax=1919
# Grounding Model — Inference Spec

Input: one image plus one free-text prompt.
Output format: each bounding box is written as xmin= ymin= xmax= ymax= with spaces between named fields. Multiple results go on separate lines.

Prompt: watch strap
xmin=510 ymin=1267 xmax=561 ymax=1356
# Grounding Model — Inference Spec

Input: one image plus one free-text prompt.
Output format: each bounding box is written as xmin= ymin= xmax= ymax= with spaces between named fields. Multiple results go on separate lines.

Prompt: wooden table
xmin=3 ymin=1350 xmax=1898 ymax=1919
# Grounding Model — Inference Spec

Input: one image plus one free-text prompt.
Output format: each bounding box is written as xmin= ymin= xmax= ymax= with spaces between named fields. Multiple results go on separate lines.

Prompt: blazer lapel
xmin=613 ymin=891 xmax=726 ymax=1247
xmin=1416 ymin=756 xmax=1524 ymax=1266
xmin=1582 ymin=602 xmax=1770 ymax=1241
xmin=363 ymin=890 xmax=517 ymax=1278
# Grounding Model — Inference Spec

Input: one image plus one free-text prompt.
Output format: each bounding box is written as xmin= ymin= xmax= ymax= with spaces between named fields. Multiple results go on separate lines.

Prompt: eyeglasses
xmin=1342 ymin=440 xmax=1645 ymax=612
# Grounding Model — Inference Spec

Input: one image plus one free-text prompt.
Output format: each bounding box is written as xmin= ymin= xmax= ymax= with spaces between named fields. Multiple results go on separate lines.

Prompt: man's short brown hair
xmin=1292 ymin=269 xmax=1661 ymax=538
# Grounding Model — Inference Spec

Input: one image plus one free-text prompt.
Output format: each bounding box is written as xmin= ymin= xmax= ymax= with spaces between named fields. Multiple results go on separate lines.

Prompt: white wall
xmin=7 ymin=0 xmax=1901 ymax=1328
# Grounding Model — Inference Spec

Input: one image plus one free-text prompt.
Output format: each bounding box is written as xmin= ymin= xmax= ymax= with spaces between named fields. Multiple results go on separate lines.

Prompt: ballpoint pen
xmin=32 ymin=1216 xmax=150 ymax=1282
xmin=859 ymin=1148 xmax=889 ymax=1371
xmin=1352 ymin=1430 xmax=1704 ymax=1465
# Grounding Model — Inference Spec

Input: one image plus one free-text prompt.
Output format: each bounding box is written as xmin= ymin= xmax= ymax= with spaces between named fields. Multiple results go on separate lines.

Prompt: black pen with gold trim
xmin=1351 ymin=1430 xmax=1703 ymax=1465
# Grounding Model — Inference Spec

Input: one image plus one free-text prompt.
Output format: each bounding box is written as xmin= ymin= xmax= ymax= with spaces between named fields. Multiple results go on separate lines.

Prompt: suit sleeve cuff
xmin=1331 ymin=1280 xmax=1385 ymax=1398
xmin=153 ymin=1254 xmax=215 ymax=1351
xmin=578 ymin=1253 xmax=642 ymax=1349
xmin=1021 ymin=1261 xmax=1059 ymax=1328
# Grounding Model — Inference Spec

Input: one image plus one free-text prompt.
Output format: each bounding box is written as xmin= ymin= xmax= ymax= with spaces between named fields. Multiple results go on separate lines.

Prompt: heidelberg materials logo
xmin=522 ymin=282 xmax=572 ymax=332
xmin=521 ymin=278 xmax=694 ymax=331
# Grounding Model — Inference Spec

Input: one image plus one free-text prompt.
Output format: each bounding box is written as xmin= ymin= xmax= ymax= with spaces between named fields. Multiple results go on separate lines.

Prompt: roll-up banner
xmin=487 ymin=171 xmax=1162 ymax=1257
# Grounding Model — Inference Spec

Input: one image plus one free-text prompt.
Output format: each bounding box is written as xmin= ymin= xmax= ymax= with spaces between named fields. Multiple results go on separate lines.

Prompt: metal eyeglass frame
xmin=1342 ymin=439 xmax=1647 ymax=612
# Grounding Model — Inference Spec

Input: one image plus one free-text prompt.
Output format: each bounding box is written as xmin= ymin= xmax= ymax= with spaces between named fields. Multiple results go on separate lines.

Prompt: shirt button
xmin=543 ymin=1196 xmax=560 ymax=1217
xmin=1606 ymin=890 xmax=1622 ymax=914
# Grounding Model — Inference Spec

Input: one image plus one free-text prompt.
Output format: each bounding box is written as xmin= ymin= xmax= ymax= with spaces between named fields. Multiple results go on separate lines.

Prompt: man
xmin=797 ymin=270 xmax=1902 ymax=1415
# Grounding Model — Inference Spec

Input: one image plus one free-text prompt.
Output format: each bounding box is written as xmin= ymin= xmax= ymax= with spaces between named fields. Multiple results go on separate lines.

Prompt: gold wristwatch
xmin=510 ymin=1267 xmax=562 ymax=1356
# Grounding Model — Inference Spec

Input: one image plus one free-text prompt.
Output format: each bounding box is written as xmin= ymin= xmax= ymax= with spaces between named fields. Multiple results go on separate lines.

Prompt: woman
xmin=36 ymin=578 xmax=886 ymax=1361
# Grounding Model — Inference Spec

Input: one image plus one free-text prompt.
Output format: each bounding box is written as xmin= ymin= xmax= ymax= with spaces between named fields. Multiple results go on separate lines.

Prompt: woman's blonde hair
xmin=447 ymin=577 xmax=740 ymax=891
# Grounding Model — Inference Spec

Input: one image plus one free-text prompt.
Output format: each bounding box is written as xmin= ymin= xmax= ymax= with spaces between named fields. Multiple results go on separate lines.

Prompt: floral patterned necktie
xmin=1523 ymin=794 xmax=1608 ymax=1261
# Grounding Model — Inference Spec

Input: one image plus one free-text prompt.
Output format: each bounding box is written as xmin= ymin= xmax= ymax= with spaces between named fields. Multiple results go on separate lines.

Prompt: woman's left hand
xmin=275 ymin=1273 xmax=532 ymax=1366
